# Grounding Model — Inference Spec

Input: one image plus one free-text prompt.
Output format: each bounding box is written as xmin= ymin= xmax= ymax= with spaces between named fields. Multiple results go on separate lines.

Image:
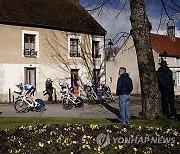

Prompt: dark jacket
xmin=116 ymin=73 xmax=133 ymax=95
xmin=157 ymin=65 xmax=174 ymax=94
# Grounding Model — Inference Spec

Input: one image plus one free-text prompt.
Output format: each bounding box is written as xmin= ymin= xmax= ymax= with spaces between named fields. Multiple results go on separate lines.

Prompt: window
xmin=22 ymin=30 xmax=39 ymax=58
xmin=92 ymin=40 xmax=101 ymax=58
xmin=68 ymin=35 xmax=81 ymax=58
xmin=176 ymin=58 xmax=180 ymax=67
xmin=173 ymin=71 xmax=180 ymax=86
xmin=70 ymin=38 xmax=80 ymax=57
xmin=24 ymin=34 xmax=37 ymax=57
xmin=24 ymin=67 xmax=36 ymax=87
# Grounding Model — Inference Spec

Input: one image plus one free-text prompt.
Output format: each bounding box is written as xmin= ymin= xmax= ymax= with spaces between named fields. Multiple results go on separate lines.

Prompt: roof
xmin=150 ymin=33 xmax=180 ymax=57
xmin=0 ymin=0 xmax=106 ymax=35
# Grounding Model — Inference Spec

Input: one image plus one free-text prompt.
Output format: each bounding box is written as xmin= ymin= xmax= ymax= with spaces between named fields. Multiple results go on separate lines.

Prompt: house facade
xmin=0 ymin=0 xmax=106 ymax=102
xmin=106 ymin=26 xmax=180 ymax=95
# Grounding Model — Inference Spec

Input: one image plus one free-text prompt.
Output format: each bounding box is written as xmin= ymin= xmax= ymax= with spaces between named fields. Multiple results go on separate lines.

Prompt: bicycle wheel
xmin=62 ymin=98 xmax=73 ymax=110
xmin=14 ymin=100 xmax=27 ymax=113
xmin=35 ymin=99 xmax=45 ymax=111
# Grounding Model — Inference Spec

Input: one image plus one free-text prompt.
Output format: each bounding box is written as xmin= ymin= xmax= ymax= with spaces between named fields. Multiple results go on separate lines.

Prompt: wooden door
xmin=71 ymin=69 xmax=79 ymax=96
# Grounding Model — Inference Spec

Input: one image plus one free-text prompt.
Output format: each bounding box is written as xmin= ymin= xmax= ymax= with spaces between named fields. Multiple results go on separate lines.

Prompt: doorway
xmin=71 ymin=69 xmax=79 ymax=96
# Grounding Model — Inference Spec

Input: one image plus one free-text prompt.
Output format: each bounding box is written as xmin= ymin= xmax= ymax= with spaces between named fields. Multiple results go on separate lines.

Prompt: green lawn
xmin=0 ymin=117 xmax=179 ymax=131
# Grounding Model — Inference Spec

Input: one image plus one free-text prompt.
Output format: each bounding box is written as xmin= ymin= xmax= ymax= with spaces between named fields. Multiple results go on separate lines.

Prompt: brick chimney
xmin=167 ymin=26 xmax=175 ymax=41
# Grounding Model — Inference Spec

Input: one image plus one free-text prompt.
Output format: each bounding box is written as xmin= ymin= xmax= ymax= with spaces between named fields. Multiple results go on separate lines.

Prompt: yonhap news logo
xmin=96 ymin=133 xmax=111 ymax=148
xmin=96 ymin=133 xmax=176 ymax=148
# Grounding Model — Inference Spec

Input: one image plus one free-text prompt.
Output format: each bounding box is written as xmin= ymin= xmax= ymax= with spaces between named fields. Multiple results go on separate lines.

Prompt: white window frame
xmin=176 ymin=58 xmax=180 ymax=67
xmin=176 ymin=71 xmax=180 ymax=86
xmin=22 ymin=30 xmax=39 ymax=58
xmin=68 ymin=35 xmax=81 ymax=59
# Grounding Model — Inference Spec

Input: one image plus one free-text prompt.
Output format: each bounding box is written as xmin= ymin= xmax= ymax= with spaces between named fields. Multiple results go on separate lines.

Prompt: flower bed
xmin=0 ymin=124 xmax=179 ymax=153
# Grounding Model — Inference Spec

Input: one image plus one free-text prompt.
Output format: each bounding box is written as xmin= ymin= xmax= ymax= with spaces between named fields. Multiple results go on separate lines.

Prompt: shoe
xmin=126 ymin=121 xmax=130 ymax=124
xmin=119 ymin=122 xmax=126 ymax=126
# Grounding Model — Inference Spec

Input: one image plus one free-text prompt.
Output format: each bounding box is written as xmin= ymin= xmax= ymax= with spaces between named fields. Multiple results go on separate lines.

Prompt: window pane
xmin=177 ymin=72 xmax=180 ymax=86
xmin=92 ymin=41 xmax=100 ymax=58
xmin=70 ymin=38 xmax=79 ymax=57
xmin=24 ymin=34 xmax=36 ymax=57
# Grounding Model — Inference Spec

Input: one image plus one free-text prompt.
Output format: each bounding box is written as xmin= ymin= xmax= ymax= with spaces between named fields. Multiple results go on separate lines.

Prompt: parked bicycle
xmin=84 ymin=83 xmax=101 ymax=103
xmin=13 ymin=91 xmax=45 ymax=113
xmin=59 ymin=83 xmax=84 ymax=110
xmin=101 ymin=84 xmax=115 ymax=102
xmin=84 ymin=83 xmax=115 ymax=103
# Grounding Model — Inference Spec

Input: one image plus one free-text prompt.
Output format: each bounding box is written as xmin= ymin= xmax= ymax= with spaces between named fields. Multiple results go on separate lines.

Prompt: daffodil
xmin=166 ymin=129 xmax=171 ymax=134
xmin=119 ymin=145 xmax=123 ymax=150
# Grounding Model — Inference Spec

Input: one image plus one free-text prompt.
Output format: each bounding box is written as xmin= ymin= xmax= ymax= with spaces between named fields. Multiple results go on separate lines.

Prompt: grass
xmin=0 ymin=117 xmax=179 ymax=131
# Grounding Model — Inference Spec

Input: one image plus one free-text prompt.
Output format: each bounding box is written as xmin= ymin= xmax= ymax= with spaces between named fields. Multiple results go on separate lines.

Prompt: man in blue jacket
xmin=116 ymin=67 xmax=133 ymax=125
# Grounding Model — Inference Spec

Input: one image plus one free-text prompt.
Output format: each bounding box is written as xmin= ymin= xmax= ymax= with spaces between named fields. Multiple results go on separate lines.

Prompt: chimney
xmin=167 ymin=26 xmax=175 ymax=41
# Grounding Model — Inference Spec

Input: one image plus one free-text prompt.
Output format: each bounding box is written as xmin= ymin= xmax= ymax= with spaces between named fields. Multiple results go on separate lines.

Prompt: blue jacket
xmin=116 ymin=73 xmax=133 ymax=95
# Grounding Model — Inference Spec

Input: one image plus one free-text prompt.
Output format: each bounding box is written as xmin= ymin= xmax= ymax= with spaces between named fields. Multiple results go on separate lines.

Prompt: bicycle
xmin=84 ymin=83 xmax=102 ymax=103
xmin=13 ymin=92 xmax=45 ymax=113
xmin=101 ymin=84 xmax=115 ymax=102
xmin=60 ymin=83 xmax=84 ymax=110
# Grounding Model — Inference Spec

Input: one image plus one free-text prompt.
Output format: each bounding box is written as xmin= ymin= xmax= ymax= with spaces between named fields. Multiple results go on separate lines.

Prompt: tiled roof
xmin=150 ymin=33 xmax=180 ymax=57
xmin=0 ymin=0 xmax=106 ymax=35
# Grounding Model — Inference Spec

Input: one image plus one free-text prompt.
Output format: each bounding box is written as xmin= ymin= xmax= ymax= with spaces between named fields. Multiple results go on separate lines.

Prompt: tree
xmin=42 ymin=30 xmax=105 ymax=92
xmin=83 ymin=0 xmax=179 ymax=119
xmin=129 ymin=0 xmax=161 ymax=119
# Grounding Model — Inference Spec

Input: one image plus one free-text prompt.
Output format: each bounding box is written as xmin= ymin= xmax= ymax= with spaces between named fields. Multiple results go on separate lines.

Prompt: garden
xmin=0 ymin=117 xmax=179 ymax=153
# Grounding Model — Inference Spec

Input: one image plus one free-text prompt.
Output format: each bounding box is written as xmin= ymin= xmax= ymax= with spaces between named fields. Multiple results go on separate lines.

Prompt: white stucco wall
xmin=106 ymin=35 xmax=180 ymax=95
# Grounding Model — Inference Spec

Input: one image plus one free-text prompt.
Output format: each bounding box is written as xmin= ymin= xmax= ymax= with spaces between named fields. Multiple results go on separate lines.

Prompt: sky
xmin=80 ymin=0 xmax=180 ymax=47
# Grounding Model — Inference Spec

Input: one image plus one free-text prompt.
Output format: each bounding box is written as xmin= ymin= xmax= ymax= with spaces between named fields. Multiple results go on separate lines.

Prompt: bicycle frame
xmin=16 ymin=95 xmax=36 ymax=108
xmin=61 ymin=90 xmax=77 ymax=105
xmin=84 ymin=85 xmax=99 ymax=101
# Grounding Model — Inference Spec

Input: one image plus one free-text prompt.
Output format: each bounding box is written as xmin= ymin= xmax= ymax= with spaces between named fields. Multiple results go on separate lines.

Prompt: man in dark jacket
xmin=116 ymin=67 xmax=133 ymax=125
xmin=43 ymin=78 xmax=53 ymax=101
xmin=157 ymin=60 xmax=177 ymax=119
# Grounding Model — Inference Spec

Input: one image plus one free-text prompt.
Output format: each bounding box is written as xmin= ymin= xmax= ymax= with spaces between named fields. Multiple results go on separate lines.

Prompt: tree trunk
xmin=129 ymin=0 xmax=162 ymax=119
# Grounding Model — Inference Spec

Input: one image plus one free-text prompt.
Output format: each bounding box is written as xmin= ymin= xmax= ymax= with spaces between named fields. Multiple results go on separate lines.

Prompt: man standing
xmin=116 ymin=67 xmax=133 ymax=125
xmin=43 ymin=78 xmax=53 ymax=101
xmin=157 ymin=60 xmax=177 ymax=119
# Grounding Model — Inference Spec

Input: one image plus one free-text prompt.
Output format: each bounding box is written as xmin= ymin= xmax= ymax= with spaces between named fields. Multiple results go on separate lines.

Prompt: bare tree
xmin=83 ymin=0 xmax=180 ymax=119
xmin=42 ymin=30 xmax=105 ymax=91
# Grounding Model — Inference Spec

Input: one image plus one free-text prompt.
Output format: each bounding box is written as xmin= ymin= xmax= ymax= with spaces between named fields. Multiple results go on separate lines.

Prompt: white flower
xmin=138 ymin=126 xmax=142 ymax=130
xmin=133 ymin=147 xmax=137 ymax=152
xmin=39 ymin=142 xmax=44 ymax=147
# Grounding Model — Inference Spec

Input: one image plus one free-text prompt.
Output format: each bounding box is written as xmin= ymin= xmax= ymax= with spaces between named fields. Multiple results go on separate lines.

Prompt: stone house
xmin=0 ymin=0 xmax=106 ymax=102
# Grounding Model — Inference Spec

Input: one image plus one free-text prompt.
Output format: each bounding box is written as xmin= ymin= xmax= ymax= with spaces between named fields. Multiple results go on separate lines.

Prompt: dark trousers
xmin=46 ymin=88 xmax=53 ymax=101
xmin=161 ymin=91 xmax=177 ymax=118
